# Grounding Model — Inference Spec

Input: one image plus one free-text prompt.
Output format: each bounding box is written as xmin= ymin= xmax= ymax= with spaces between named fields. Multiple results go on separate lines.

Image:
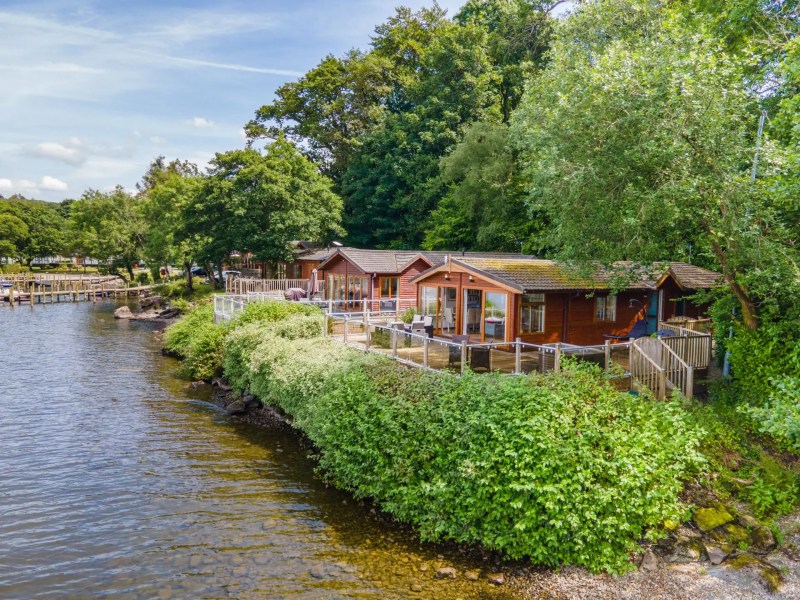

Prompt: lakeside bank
xmin=161 ymin=298 xmax=800 ymax=596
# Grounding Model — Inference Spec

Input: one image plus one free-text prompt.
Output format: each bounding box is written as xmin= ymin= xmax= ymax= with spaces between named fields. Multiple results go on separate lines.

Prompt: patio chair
xmin=423 ymin=315 xmax=434 ymax=338
xmin=410 ymin=320 xmax=425 ymax=335
xmin=469 ymin=347 xmax=491 ymax=373
xmin=603 ymin=318 xmax=647 ymax=342
xmin=443 ymin=307 xmax=454 ymax=330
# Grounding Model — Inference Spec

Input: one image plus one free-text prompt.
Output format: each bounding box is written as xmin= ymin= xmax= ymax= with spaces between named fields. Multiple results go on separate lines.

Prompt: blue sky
xmin=0 ymin=0 xmax=465 ymax=201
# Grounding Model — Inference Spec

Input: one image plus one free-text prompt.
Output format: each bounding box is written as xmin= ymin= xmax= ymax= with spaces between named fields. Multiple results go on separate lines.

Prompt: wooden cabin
xmin=316 ymin=249 xmax=537 ymax=312
xmin=411 ymin=257 xmax=720 ymax=346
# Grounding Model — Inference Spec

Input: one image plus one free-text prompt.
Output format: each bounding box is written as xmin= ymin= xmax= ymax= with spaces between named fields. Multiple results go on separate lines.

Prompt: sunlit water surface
xmin=0 ymin=302 xmax=517 ymax=599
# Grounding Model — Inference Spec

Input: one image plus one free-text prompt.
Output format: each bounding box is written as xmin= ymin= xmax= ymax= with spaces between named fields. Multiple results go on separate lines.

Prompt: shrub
xmin=162 ymin=302 xmax=228 ymax=379
xmin=727 ymin=322 xmax=800 ymax=403
xmin=744 ymin=377 xmax=800 ymax=454
xmin=234 ymin=299 xmax=321 ymax=326
xmin=162 ymin=302 xmax=215 ymax=357
xmin=223 ymin=333 xmax=705 ymax=573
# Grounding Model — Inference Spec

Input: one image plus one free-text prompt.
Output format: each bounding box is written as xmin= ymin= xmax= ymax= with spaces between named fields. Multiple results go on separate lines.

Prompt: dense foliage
xmin=216 ymin=316 xmax=705 ymax=573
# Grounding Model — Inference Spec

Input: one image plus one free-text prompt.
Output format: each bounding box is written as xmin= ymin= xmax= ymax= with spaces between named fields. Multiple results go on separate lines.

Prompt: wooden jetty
xmin=1 ymin=273 xmax=153 ymax=306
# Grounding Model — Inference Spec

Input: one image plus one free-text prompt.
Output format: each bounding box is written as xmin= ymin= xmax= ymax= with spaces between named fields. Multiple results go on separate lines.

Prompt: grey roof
xmin=315 ymin=248 xmax=536 ymax=274
xmin=413 ymin=257 xmax=721 ymax=293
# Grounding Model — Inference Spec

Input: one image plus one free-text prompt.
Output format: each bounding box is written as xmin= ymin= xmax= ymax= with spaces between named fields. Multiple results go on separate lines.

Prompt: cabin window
xmin=520 ymin=293 xmax=545 ymax=334
xmin=328 ymin=274 xmax=346 ymax=303
xmin=595 ymin=295 xmax=617 ymax=322
xmin=380 ymin=276 xmax=399 ymax=297
xmin=348 ymin=276 xmax=369 ymax=308
xmin=484 ymin=292 xmax=507 ymax=343
xmin=420 ymin=286 xmax=438 ymax=327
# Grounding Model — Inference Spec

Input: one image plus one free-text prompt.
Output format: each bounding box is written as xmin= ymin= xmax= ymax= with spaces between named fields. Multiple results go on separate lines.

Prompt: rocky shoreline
xmin=114 ymin=295 xmax=182 ymax=324
xmin=204 ymin=375 xmax=800 ymax=599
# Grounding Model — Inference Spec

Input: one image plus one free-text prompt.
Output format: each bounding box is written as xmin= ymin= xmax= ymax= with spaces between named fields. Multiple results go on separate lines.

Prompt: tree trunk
xmin=204 ymin=261 xmax=215 ymax=289
xmin=217 ymin=259 xmax=225 ymax=292
xmin=710 ymin=240 xmax=759 ymax=331
xmin=126 ymin=263 xmax=135 ymax=281
xmin=184 ymin=260 xmax=193 ymax=292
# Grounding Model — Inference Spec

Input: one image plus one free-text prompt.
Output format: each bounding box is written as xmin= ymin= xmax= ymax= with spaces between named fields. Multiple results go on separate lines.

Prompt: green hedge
xmin=222 ymin=322 xmax=705 ymax=573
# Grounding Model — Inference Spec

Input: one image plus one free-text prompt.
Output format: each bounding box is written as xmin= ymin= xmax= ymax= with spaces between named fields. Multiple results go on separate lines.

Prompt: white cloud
xmin=41 ymin=176 xmax=68 ymax=191
xmin=0 ymin=178 xmax=13 ymax=191
xmin=158 ymin=54 xmax=303 ymax=77
xmin=191 ymin=117 xmax=214 ymax=128
xmin=23 ymin=141 xmax=86 ymax=165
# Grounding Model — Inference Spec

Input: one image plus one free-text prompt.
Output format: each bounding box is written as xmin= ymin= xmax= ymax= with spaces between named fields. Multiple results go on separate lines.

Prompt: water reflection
xmin=0 ymin=302 xmax=519 ymax=599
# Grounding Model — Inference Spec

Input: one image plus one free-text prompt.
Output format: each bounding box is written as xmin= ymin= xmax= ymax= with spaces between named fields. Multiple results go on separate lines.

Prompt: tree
xmin=67 ymin=187 xmax=146 ymax=279
xmin=512 ymin=0 xmax=798 ymax=330
xmin=180 ymin=137 xmax=344 ymax=281
xmin=0 ymin=212 xmax=28 ymax=259
xmin=0 ymin=196 xmax=67 ymax=266
xmin=139 ymin=159 xmax=204 ymax=288
xmin=423 ymin=120 xmax=537 ymax=251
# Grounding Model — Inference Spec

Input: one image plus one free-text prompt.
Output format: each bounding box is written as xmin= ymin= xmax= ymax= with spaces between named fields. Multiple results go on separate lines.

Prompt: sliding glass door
xmin=484 ymin=292 xmax=507 ymax=343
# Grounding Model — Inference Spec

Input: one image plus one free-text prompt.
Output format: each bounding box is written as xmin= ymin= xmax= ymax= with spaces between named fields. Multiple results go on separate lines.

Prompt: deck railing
xmin=227 ymin=277 xmax=325 ymax=295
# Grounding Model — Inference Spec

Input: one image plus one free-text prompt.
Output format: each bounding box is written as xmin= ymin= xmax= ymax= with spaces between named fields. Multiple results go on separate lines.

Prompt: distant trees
xmin=0 ymin=196 xmax=68 ymax=266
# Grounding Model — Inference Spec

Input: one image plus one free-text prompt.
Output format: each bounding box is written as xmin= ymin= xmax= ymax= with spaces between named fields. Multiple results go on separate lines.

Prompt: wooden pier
xmin=1 ymin=274 xmax=153 ymax=306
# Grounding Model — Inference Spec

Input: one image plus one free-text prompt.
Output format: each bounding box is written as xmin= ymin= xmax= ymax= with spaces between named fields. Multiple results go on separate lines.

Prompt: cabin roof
xmin=412 ymin=257 xmax=721 ymax=292
xmin=315 ymin=248 xmax=536 ymax=274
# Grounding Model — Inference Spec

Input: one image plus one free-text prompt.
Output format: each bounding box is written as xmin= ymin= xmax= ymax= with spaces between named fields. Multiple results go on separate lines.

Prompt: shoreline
xmin=205 ymin=376 xmax=800 ymax=599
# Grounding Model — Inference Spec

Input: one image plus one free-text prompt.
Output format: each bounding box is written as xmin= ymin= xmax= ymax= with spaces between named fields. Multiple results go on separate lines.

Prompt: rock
xmin=243 ymin=391 xmax=262 ymax=410
xmin=705 ymin=544 xmax=727 ymax=565
xmin=158 ymin=307 xmax=181 ymax=319
xmin=419 ymin=564 xmax=429 ymax=572
xmin=464 ymin=570 xmax=480 ymax=581
xmin=693 ymin=507 xmax=735 ymax=532
xmin=140 ymin=295 xmax=164 ymax=309
xmin=410 ymin=584 xmax=423 ymax=593
xmin=226 ymin=400 xmax=246 ymax=415
xmin=724 ymin=524 xmax=750 ymax=545
xmin=435 ymin=567 xmax=457 ymax=579
xmin=675 ymin=525 xmax=702 ymax=540
xmin=487 ymin=573 xmax=505 ymax=586
xmin=114 ymin=306 xmax=134 ymax=319
xmin=738 ymin=514 xmax=761 ymax=530
xmin=639 ymin=549 xmax=660 ymax=571
xmin=751 ymin=526 xmax=777 ymax=553
xmin=670 ymin=539 xmax=706 ymax=563
xmin=212 ymin=378 xmax=232 ymax=392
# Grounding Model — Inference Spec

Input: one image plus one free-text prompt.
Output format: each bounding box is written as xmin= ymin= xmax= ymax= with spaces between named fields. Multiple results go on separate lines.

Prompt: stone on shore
xmin=435 ymin=567 xmax=457 ymax=579
xmin=639 ymin=549 xmax=660 ymax=571
xmin=114 ymin=306 xmax=133 ymax=319
xmin=488 ymin=573 xmax=505 ymax=585
xmin=226 ymin=400 xmax=247 ymax=415
xmin=693 ymin=507 xmax=734 ymax=532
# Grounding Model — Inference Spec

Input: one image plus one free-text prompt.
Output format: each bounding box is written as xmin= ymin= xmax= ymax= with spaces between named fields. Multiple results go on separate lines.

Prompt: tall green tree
xmin=0 ymin=196 xmax=67 ymax=266
xmin=0 ymin=212 xmax=28 ymax=259
xmin=512 ymin=0 xmax=798 ymax=330
xmin=181 ymin=137 xmax=344 ymax=279
xmin=67 ymin=187 xmax=146 ymax=279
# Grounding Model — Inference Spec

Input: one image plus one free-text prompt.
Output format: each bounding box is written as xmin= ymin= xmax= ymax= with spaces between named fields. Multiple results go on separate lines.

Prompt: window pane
xmin=521 ymin=294 xmax=545 ymax=334
xmin=484 ymin=292 xmax=507 ymax=342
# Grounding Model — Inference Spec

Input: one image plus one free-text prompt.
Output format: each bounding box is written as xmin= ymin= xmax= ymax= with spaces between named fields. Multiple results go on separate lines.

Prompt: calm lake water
xmin=0 ymin=302 xmax=518 ymax=599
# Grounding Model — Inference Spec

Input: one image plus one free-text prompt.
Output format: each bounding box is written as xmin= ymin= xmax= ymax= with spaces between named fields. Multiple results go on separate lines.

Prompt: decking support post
xmin=322 ymin=313 xmax=328 ymax=338
xmin=391 ymin=328 xmax=398 ymax=359
xmin=343 ymin=315 xmax=349 ymax=345
xmin=365 ymin=323 xmax=371 ymax=350
xmin=515 ymin=338 xmax=522 ymax=374
xmin=604 ymin=340 xmax=611 ymax=372
xmin=461 ymin=341 xmax=468 ymax=375
xmin=423 ymin=336 xmax=429 ymax=368
xmin=686 ymin=366 xmax=694 ymax=400
xmin=554 ymin=344 xmax=561 ymax=372
xmin=328 ymin=299 xmax=333 ymax=314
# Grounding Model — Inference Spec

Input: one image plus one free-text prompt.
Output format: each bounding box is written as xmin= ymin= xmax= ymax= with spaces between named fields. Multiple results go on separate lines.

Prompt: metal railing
xmin=213 ymin=294 xmax=247 ymax=322
xmin=227 ymin=277 xmax=326 ymax=295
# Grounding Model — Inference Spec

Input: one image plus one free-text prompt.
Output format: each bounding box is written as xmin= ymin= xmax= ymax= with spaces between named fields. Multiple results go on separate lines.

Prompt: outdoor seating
xmin=410 ymin=320 xmax=425 ymax=335
xmin=423 ymin=315 xmax=434 ymax=338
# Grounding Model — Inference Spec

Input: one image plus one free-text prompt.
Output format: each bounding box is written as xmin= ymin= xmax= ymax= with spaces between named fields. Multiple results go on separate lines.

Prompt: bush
xmin=222 ymin=330 xmax=705 ymax=573
xmin=234 ymin=299 xmax=321 ymax=326
xmin=162 ymin=302 xmax=228 ymax=379
xmin=727 ymin=322 xmax=800 ymax=403
xmin=744 ymin=377 xmax=800 ymax=454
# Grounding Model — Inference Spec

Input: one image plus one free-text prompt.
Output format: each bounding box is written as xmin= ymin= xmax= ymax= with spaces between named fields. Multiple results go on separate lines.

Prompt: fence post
xmin=554 ymin=344 xmax=561 ymax=372
xmin=604 ymin=339 xmax=611 ymax=372
xmin=328 ymin=299 xmax=333 ymax=314
xmin=363 ymin=297 xmax=367 ymax=316
xmin=343 ymin=315 xmax=349 ymax=345
xmin=461 ymin=341 xmax=468 ymax=375
xmin=686 ymin=366 xmax=694 ymax=400
xmin=515 ymin=338 xmax=522 ymax=374
xmin=365 ymin=322 xmax=371 ymax=350
xmin=323 ymin=312 xmax=328 ymax=338
xmin=423 ymin=336 xmax=429 ymax=368
xmin=658 ymin=368 xmax=667 ymax=400
xmin=391 ymin=328 xmax=398 ymax=359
